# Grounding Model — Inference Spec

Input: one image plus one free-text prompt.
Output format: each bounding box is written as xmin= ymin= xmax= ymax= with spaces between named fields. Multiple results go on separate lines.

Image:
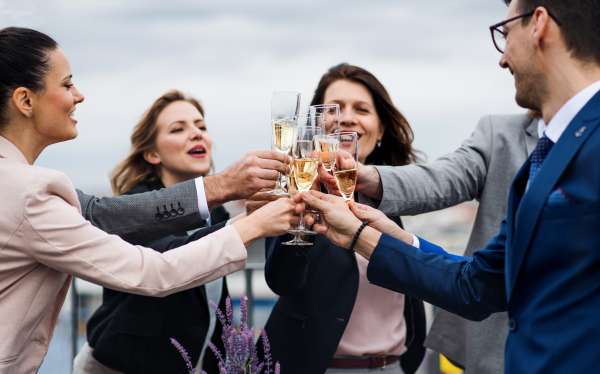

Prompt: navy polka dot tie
xmin=529 ymin=134 xmax=554 ymax=183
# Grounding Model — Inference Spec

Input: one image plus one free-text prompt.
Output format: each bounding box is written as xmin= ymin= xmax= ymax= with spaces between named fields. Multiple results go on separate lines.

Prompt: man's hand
xmin=355 ymin=163 xmax=383 ymax=200
xmin=294 ymin=191 xmax=362 ymax=249
xmin=204 ymin=150 xmax=290 ymax=210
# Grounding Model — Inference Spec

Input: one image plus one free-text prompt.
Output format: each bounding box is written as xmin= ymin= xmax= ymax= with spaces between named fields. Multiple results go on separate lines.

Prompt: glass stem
xmin=297 ymin=202 xmax=305 ymax=230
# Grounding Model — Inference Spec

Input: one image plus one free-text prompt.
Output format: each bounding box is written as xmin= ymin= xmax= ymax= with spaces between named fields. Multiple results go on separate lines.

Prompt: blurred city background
xmin=2 ymin=0 xmax=520 ymax=373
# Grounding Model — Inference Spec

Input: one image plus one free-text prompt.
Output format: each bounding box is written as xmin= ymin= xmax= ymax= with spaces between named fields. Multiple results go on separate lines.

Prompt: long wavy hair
xmin=310 ymin=63 xmax=422 ymax=166
xmin=111 ymin=90 xmax=208 ymax=195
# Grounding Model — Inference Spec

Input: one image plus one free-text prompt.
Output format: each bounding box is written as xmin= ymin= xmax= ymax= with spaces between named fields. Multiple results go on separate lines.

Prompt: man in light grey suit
xmin=351 ymin=113 xmax=539 ymax=373
xmin=77 ymin=149 xmax=287 ymax=244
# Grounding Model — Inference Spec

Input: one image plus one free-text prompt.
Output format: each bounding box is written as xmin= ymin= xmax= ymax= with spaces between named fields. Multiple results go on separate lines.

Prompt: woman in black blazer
xmin=255 ymin=64 xmax=425 ymax=374
xmin=75 ymin=90 xmax=241 ymax=374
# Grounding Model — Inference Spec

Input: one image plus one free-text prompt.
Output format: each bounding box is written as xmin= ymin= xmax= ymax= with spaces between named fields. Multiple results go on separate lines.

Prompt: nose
xmin=73 ymin=85 xmax=85 ymax=104
xmin=499 ymin=54 xmax=509 ymax=69
xmin=190 ymin=125 xmax=203 ymax=140
xmin=340 ymin=108 xmax=356 ymax=130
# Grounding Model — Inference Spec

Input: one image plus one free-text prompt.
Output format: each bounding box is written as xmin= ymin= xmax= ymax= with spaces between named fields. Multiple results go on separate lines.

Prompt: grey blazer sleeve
xmin=77 ymin=180 xmax=205 ymax=245
xmin=359 ymin=116 xmax=495 ymax=216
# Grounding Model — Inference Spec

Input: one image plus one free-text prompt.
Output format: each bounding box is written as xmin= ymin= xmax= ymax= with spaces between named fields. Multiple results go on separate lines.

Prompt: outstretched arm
xmin=353 ymin=116 xmax=495 ymax=216
xmin=298 ymin=190 xmax=506 ymax=321
xmin=77 ymin=180 xmax=204 ymax=245
xmin=78 ymin=150 xmax=289 ymax=244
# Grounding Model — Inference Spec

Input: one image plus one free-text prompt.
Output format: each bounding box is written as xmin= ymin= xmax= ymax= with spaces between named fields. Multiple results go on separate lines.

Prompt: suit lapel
xmin=525 ymin=118 xmax=539 ymax=156
xmin=506 ymin=94 xmax=600 ymax=299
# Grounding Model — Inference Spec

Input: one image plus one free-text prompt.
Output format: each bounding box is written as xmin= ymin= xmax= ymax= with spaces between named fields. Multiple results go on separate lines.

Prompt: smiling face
xmin=144 ymin=100 xmax=212 ymax=187
xmin=32 ymin=47 xmax=84 ymax=144
xmin=323 ymin=79 xmax=383 ymax=164
xmin=499 ymin=0 xmax=547 ymax=111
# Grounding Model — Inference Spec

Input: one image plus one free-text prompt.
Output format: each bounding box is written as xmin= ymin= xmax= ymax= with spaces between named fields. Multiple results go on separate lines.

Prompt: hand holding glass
xmin=331 ymin=132 xmax=358 ymax=203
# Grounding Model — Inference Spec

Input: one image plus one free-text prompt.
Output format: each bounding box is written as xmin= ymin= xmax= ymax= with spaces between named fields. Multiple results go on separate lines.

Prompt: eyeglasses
xmin=489 ymin=10 xmax=562 ymax=53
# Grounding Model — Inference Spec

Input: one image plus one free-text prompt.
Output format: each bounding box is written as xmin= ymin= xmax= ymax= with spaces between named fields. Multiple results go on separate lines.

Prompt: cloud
xmin=7 ymin=0 xmax=521 ymax=194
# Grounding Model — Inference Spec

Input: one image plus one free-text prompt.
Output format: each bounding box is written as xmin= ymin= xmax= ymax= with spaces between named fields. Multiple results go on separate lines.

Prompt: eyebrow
xmin=168 ymin=119 xmax=205 ymax=127
xmin=62 ymin=74 xmax=73 ymax=81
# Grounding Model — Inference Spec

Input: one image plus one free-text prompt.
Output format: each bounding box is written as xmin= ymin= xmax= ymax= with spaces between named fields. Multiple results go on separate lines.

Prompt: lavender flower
xmin=174 ymin=295 xmax=281 ymax=374
xmin=170 ymin=338 xmax=195 ymax=374
xmin=260 ymin=327 xmax=273 ymax=374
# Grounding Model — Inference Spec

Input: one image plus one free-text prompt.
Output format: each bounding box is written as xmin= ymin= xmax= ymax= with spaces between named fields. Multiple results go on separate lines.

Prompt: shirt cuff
xmin=194 ymin=177 xmax=210 ymax=220
xmin=411 ymin=234 xmax=420 ymax=249
xmin=225 ymin=219 xmax=232 ymax=227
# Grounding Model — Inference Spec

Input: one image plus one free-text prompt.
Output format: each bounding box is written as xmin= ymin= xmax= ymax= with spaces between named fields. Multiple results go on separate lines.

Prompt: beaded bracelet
xmin=349 ymin=221 xmax=369 ymax=252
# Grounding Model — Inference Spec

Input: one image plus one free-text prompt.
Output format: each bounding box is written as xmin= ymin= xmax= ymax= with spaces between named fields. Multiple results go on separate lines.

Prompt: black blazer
xmin=259 ymin=216 xmax=426 ymax=374
xmin=86 ymin=180 xmax=230 ymax=374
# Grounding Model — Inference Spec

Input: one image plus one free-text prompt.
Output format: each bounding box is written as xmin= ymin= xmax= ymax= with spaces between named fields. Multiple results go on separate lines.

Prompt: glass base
xmin=282 ymin=236 xmax=312 ymax=246
xmin=264 ymin=188 xmax=290 ymax=197
xmin=287 ymin=228 xmax=317 ymax=236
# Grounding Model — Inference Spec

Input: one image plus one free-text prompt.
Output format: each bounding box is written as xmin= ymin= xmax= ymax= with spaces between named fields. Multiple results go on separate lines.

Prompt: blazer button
xmin=508 ymin=318 xmax=518 ymax=332
xmin=35 ymin=340 xmax=44 ymax=345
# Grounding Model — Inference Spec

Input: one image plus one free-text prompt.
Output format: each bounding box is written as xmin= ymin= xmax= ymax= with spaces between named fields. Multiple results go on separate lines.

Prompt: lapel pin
xmin=575 ymin=126 xmax=587 ymax=138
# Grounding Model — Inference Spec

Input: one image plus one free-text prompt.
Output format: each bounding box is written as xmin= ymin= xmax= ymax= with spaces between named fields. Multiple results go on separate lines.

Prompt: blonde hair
xmin=111 ymin=90 xmax=206 ymax=195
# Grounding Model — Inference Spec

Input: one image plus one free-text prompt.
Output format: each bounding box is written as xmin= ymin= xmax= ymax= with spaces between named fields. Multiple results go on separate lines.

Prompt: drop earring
xmin=377 ymin=139 xmax=382 ymax=147
xmin=28 ymin=110 xmax=33 ymax=117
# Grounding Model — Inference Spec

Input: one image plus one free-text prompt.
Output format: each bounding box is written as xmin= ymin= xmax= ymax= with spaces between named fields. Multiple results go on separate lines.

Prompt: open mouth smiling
xmin=188 ymin=145 xmax=206 ymax=157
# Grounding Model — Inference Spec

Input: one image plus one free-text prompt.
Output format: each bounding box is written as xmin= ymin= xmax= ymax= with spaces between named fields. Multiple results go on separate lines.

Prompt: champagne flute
xmin=286 ymin=125 xmax=322 ymax=242
xmin=266 ymin=91 xmax=301 ymax=196
xmin=281 ymin=170 xmax=311 ymax=246
xmin=310 ymin=104 xmax=340 ymax=134
xmin=332 ymin=132 xmax=358 ymax=203
xmin=310 ymin=104 xmax=340 ymax=173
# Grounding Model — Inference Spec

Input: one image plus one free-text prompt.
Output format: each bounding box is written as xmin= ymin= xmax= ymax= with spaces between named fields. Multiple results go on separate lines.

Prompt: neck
xmin=0 ymin=120 xmax=51 ymax=165
xmin=159 ymin=170 xmax=204 ymax=188
xmin=540 ymin=56 xmax=600 ymax=124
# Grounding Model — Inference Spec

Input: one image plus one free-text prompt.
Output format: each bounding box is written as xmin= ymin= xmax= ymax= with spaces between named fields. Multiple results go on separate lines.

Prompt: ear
xmin=12 ymin=87 xmax=34 ymax=118
xmin=531 ymin=6 xmax=551 ymax=49
xmin=143 ymin=149 xmax=162 ymax=165
xmin=377 ymin=122 xmax=385 ymax=142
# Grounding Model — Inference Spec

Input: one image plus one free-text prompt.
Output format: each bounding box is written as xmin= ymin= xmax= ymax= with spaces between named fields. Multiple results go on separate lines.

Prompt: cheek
xmin=360 ymin=117 xmax=381 ymax=140
xmin=156 ymin=136 xmax=186 ymax=161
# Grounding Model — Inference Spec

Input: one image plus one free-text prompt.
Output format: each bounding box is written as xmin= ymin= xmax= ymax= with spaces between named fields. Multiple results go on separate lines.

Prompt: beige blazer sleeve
xmin=23 ymin=169 xmax=247 ymax=297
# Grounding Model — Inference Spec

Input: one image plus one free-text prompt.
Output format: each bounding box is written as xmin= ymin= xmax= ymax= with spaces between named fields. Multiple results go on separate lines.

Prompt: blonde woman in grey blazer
xmin=354 ymin=113 xmax=539 ymax=374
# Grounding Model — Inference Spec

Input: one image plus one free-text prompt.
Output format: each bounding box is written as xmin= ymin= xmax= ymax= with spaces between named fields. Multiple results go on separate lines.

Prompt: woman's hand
xmin=294 ymin=190 xmax=363 ymax=249
xmin=350 ymin=202 xmax=413 ymax=244
xmin=233 ymin=198 xmax=301 ymax=247
xmin=245 ymin=189 xmax=286 ymax=217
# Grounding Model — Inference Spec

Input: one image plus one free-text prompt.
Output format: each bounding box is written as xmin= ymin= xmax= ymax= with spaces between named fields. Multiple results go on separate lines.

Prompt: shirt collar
xmin=0 ymin=135 xmax=29 ymax=165
xmin=544 ymin=79 xmax=600 ymax=143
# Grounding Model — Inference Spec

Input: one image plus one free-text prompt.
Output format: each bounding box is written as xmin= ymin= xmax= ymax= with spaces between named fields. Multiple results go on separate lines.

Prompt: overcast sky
xmin=1 ymin=0 xmax=521 ymax=194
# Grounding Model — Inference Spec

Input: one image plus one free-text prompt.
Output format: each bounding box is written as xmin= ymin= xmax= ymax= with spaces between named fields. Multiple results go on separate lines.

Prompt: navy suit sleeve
xmin=264 ymin=236 xmax=312 ymax=296
xmin=145 ymin=221 xmax=228 ymax=253
xmin=367 ymin=220 xmax=508 ymax=321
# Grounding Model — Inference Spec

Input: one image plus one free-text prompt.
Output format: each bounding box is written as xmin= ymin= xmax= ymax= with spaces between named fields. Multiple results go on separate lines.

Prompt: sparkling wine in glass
xmin=265 ymin=91 xmax=301 ymax=196
xmin=285 ymin=125 xmax=322 ymax=244
xmin=332 ymin=132 xmax=358 ymax=203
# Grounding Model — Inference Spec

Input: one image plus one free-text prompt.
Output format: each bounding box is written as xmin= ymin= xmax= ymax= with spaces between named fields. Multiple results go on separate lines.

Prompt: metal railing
xmin=69 ymin=264 xmax=265 ymax=363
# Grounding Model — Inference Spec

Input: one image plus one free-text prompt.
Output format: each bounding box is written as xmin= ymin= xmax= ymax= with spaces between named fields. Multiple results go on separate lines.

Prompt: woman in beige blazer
xmin=0 ymin=27 xmax=297 ymax=374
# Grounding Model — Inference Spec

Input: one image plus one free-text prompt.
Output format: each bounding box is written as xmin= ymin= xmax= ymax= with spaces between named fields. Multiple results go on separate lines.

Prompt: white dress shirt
xmin=194 ymin=177 xmax=211 ymax=220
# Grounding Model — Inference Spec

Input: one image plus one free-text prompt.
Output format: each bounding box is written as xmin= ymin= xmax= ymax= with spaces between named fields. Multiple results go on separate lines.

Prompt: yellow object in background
xmin=440 ymin=355 xmax=464 ymax=373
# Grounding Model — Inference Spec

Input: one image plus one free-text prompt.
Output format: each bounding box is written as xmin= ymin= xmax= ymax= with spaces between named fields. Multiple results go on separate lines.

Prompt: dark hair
xmin=310 ymin=63 xmax=422 ymax=167
xmin=502 ymin=0 xmax=600 ymax=66
xmin=111 ymin=90 xmax=210 ymax=195
xmin=0 ymin=27 xmax=59 ymax=127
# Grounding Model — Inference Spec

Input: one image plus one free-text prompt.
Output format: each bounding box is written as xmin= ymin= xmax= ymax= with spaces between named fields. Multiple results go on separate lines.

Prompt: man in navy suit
xmin=297 ymin=0 xmax=600 ymax=373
